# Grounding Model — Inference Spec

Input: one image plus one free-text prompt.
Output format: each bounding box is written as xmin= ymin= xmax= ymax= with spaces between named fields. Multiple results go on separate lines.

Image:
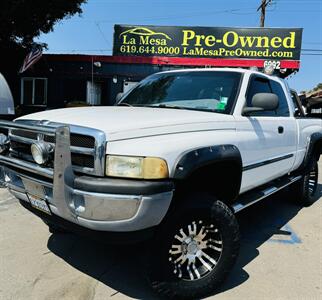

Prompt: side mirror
xmin=115 ymin=92 xmax=124 ymax=103
xmin=243 ymin=93 xmax=279 ymax=115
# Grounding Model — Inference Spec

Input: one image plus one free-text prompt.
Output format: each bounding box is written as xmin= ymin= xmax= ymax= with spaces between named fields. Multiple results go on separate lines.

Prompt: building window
xmin=21 ymin=78 xmax=47 ymax=105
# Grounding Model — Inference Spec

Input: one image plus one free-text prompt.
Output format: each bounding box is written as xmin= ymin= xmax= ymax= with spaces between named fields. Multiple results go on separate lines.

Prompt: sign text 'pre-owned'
xmin=113 ymin=25 xmax=302 ymax=60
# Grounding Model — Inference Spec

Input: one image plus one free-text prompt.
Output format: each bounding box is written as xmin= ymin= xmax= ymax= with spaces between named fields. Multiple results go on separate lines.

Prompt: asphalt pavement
xmin=0 ymin=160 xmax=321 ymax=300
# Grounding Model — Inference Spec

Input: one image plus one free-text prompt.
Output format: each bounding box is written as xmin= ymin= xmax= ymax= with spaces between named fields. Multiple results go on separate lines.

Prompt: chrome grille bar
xmin=0 ymin=120 xmax=107 ymax=177
xmin=9 ymin=135 xmax=95 ymax=155
xmin=0 ymin=120 xmax=56 ymax=135
xmin=0 ymin=155 xmax=53 ymax=178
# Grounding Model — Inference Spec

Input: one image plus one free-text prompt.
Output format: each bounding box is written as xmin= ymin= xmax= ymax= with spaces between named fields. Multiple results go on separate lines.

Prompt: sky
xmin=36 ymin=0 xmax=322 ymax=92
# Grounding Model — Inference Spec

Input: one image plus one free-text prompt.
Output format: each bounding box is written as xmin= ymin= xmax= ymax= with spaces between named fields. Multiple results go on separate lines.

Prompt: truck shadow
xmin=217 ymin=182 xmax=322 ymax=296
xmin=47 ymin=184 xmax=322 ymax=300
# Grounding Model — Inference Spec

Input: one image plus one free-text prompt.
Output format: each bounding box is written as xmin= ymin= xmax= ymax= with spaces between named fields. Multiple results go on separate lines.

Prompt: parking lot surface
xmin=0 ymin=160 xmax=321 ymax=300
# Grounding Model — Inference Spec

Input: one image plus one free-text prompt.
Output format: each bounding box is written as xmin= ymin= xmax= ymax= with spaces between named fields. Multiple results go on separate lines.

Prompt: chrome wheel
xmin=168 ymin=220 xmax=223 ymax=281
xmin=308 ymin=163 xmax=318 ymax=196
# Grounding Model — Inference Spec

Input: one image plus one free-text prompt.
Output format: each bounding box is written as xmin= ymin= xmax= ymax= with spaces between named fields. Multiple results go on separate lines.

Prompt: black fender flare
xmin=298 ymin=132 xmax=322 ymax=174
xmin=173 ymin=144 xmax=243 ymax=202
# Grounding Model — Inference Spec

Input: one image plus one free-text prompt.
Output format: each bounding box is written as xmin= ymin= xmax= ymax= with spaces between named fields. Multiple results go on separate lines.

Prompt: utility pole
xmin=257 ymin=0 xmax=272 ymax=27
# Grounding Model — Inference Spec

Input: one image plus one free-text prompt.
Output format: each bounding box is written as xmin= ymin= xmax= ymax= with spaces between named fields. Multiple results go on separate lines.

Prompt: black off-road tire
xmin=292 ymin=160 xmax=319 ymax=207
xmin=147 ymin=193 xmax=240 ymax=300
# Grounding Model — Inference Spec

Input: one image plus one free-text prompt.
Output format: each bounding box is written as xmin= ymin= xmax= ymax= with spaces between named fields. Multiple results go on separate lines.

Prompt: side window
xmin=290 ymin=90 xmax=305 ymax=117
xmin=270 ymin=81 xmax=290 ymax=117
xmin=246 ymin=77 xmax=274 ymax=116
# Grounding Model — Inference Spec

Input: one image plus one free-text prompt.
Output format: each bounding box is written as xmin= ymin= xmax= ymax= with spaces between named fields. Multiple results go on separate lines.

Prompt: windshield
xmin=118 ymin=71 xmax=242 ymax=114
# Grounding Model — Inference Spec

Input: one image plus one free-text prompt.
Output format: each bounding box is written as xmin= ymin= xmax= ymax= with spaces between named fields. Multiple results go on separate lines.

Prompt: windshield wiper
xmin=118 ymin=103 xmax=222 ymax=113
xmin=148 ymin=104 xmax=186 ymax=110
xmin=116 ymin=102 xmax=133 ymax=107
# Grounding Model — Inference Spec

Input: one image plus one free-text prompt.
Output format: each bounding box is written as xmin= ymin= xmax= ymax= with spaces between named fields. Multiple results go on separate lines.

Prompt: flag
xmin=19 ymin=46 xmax=42 ymax=73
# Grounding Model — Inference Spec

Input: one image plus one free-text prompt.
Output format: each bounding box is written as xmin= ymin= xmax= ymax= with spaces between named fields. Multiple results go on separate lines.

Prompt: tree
xmin=311 ymin=83 xmax=322 ymax=92
xmin=0 ymin=0 xmax=87 ymax=77
xmin=0 ymin=0 xmax=87 ymax=50
xmin=301 ymin=83 xmax=322 ymax=95
xmin=0 ymin=0 xmax=87 ymax=104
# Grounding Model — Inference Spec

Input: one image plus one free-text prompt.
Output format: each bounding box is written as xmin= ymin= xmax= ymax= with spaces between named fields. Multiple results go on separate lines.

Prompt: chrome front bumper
xmin=0 ymin=122 xmax=173 ymax=232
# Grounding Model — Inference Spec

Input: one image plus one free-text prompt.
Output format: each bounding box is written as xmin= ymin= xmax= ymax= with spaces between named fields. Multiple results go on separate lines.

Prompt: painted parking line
xmin=268 ymin=224 xmax=301 ymax=244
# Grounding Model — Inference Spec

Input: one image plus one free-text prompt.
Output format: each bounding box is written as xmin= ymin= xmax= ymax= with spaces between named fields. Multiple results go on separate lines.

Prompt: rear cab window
xmin=290 ymin=90 xmax=305 ymax=117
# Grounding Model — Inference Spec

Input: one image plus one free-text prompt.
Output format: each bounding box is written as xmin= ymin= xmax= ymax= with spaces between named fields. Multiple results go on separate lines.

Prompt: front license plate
xmin=22 ymin=179 xmax=45 ymax=199
xmin=28 ymin=194 xmax=51 ymax=215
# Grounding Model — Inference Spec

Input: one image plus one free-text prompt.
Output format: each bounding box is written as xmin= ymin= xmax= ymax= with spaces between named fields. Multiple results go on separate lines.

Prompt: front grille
xmin=44 ymin=134 xmax=95 ymax=148
xmin=9 ymin=125 xmax=104 ymax=175
xmin=10 ymin=141 xmax=94 ymax=169
xmin=10 ymin=140 xmax=31 ymax=156
xmin=72 ymin=153 xmax=95 ymax=168
xmin=11 ymin=129 xmax=38 ymax=140
xmin=0 ymin=128 xmax=9 ymax=135
xmin=12 ymin=129 xmax=95 ymax=149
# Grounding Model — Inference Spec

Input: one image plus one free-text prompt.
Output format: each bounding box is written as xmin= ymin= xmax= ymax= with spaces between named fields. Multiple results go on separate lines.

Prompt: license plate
xmin=22 ymin=179 xmax=45 ymax=198
xmin=28 ymin=194 xmax=51 ymax=215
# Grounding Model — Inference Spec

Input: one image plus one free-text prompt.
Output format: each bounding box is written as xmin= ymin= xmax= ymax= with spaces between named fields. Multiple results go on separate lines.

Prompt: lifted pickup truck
xmin=0 ymin=68 xmax=321 ymax=299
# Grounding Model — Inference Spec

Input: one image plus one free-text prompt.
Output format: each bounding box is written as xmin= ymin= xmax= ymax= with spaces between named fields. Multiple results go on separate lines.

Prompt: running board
xmin=232 ymin=175 xmax=302 ymax=213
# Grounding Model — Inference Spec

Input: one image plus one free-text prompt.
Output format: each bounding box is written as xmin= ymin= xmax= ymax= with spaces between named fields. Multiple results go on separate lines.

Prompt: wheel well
xmin=174 ymin=160 xmax=242 ymax=204
xmin=297 ymin=134 xmax=322 ymax=174
xmin=313 ymin=139 xmax=322 ymax=160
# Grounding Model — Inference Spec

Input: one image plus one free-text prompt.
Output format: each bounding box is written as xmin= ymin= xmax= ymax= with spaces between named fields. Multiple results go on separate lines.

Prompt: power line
xmin=95 ymin=22 xmax=112 ymax=47
xmin=301 ymin=54 xmax=322 ymax=56
xmin=302 ymin=49 xmax=322 ymax=52
xmin=304 ymin=42 xmax=322 ymax=45
xmin=54 ymin=7 xmax=263 ymax=23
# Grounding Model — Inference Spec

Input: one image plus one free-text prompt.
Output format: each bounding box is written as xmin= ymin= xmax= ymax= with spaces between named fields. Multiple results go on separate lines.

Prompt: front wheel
xmin=147 ymin=193 xmax=240 ymax=299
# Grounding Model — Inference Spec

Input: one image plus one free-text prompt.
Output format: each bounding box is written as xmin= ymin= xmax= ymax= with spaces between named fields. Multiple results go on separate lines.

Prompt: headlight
xmin=105 ymin=155 xmax=169 ymax=179
xmin=31 ymin=142 xmax=53 ymax=165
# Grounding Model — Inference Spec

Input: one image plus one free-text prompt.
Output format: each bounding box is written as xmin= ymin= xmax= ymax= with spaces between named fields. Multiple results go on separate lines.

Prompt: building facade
xmin=16 ymin=53 xmax=300 ymax=116
xmin=17 ymin=54 xmax=188 ymax=115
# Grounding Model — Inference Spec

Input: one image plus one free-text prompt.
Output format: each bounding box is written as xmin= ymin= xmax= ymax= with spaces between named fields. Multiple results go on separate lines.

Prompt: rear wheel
xmin=148 ymin=193 xmax=240 ymax=299
xmin=292 ymin=160 xmax=319 ymax=206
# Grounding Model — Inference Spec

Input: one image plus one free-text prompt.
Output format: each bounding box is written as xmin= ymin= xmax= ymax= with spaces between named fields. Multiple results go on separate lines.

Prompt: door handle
xmin=278 ymin=126 xmax=284 ymax=134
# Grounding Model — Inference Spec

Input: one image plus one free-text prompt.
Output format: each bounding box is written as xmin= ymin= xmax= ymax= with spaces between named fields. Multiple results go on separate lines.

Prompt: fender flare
xmin=173 ymin=144 xmax=243 ymax=202
xmin=298 ymin=132 xmax=322 ymax=174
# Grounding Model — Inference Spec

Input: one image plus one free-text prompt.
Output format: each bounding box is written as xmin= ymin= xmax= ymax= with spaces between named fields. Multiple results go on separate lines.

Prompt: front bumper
xmin=0 ymin=122 xmax=174 ymax=232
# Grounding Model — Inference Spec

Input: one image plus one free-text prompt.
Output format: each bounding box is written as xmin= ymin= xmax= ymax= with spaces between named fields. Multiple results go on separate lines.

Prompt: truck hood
xmin=17 ymin=106 xmax=236 ymax=141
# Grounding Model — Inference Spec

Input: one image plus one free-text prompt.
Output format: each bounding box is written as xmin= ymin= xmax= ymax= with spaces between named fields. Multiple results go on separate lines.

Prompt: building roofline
xmin=43 ymin=53 xmax=300 ymax=71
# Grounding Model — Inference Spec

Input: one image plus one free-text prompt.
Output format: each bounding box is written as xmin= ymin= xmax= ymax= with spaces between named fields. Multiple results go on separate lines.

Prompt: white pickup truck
xmin=0 ymin=68 xmax=321 ymax=299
